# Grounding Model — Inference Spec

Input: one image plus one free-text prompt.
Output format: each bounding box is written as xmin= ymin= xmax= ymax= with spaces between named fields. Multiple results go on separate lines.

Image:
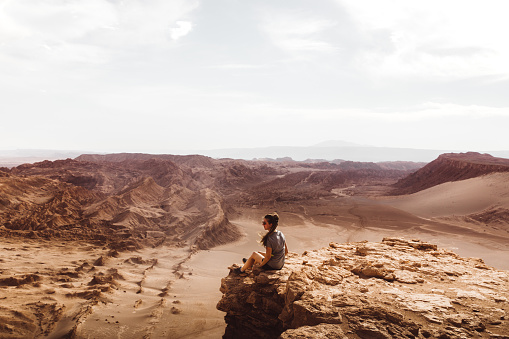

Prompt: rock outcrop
xmin=217 ymin=238 xmax=509 ymax=338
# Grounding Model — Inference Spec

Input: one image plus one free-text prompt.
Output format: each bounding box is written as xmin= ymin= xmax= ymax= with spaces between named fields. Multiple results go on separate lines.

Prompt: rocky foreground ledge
xmin=217 ymin=238 xmax=509 ymax=338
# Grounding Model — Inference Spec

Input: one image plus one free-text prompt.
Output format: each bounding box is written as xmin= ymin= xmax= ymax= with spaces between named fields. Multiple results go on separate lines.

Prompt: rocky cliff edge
xmin=217 ymin=238 xmax=509 ymax=338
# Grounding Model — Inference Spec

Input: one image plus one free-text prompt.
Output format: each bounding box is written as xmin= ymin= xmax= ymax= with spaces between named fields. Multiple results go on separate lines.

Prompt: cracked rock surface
xmin=217 ymin=237 xmax=509 ymax=338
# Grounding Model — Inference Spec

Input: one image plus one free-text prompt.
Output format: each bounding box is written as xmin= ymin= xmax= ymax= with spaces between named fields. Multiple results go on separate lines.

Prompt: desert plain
xmin=1 ymin=152 xmax=509 ymax=338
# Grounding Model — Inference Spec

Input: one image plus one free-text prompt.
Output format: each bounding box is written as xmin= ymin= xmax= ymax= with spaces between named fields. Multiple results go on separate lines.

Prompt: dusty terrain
xmin=1 ymin=151 xmax=509 ymax=337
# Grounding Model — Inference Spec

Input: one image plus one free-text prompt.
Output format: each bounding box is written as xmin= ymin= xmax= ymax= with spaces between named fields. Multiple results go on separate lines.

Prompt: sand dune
xmin=384 ymin=172 xmax=509 ymax=218
xmin=392 ymin=152 xmax=509 ymax=195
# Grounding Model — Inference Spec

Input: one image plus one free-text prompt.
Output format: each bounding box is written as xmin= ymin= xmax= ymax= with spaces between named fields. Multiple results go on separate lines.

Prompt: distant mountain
xmin=0 ymin=149 xmax=81 ymax=157
xmin=377 ymin=161 xmax=427 ymax=171
xmin=2 ymin=147 xmax=509 ymax=165
xmin=312 ymin=140 xmax=370 ymax=147
xmin=0 ymin=149 xmax=93 ymax=168
xmin=391 ymin=152 xmax=509 ymax=195
xmin=194 ymin=146 xmax=457 ymax=162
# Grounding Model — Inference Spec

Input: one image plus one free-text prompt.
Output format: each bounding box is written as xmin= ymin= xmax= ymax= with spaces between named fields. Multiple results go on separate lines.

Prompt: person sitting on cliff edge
xmin=232 ymin=212 xmax=288 ymax=274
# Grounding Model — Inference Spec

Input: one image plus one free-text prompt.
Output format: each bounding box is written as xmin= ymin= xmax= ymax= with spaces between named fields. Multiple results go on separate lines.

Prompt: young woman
xmin=233 ymin=213 xmax=288 ymax=274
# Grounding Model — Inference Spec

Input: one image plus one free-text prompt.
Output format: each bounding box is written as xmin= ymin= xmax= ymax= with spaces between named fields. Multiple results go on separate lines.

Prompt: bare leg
xmin=242 ymin=252 xmax=264 ymax=272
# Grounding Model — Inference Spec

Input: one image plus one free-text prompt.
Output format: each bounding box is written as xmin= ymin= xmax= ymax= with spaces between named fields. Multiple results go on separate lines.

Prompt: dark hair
xmin=260 ymin=212 xmax=279 ymax=247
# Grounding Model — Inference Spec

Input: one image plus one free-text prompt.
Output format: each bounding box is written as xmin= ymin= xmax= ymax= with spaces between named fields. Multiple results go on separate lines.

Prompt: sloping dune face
xmin=387 ymin=173 xmax=509 ymax=218
xmin=386 ymin=153 xmax=509 ymax=242
xmin=383 ymin=155 xmax=509 ymax=261
xmin=391 ymin=152 xmax=509 ymax=195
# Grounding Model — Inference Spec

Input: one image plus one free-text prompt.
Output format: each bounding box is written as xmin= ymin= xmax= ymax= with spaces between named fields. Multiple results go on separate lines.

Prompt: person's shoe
xmin=242 ymin=258 xmax=247 ymax=263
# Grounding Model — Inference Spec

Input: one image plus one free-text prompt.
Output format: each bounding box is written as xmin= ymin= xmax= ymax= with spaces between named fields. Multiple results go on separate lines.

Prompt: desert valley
xmin=1 ymin=151 xmax=509 ymax=338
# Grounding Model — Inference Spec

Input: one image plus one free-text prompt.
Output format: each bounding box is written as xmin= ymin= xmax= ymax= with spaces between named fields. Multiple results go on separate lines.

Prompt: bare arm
xmin=285 ymin=242 xmax=288 ymax=256
xmin=257 ymin=247 xmax=272 ymax=267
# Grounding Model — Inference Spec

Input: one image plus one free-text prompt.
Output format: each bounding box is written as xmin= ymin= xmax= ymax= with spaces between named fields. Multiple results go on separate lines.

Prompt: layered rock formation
xmin=217 ymin=238 xmax=509 ymax=338
xmin=392 ymin=152 xmax=509 ymax=195
xmin=1 ymin=159 xmax=240 ymax=250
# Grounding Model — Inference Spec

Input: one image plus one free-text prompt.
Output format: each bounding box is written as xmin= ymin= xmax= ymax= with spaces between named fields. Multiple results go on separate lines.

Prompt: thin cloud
xmin=0 ymin=0 xmax=199 ymax=65
xmin=260 ymin=10 xmax=338 ymax=53
xmin=340 ymin=0 xmax=509 ymax=79
xmin=240 ymin=102 xmax=509 ymax=122
xmin=169 ymin=21 xmax=193 ymax=40
xmin=210 ymin=64 xmax=269 ymax=69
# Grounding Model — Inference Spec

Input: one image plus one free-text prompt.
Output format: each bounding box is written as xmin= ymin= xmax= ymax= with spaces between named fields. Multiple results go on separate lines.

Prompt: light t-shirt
xmin=266 ymin=230 xmax=286 ymax=269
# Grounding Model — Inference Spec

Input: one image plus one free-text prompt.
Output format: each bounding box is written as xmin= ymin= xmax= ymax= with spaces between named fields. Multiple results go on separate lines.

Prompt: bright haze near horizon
xmin=1 ymin=0 xmax=509 ymax=154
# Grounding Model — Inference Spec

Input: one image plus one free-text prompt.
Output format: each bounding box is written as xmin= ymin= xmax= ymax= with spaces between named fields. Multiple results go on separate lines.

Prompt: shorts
xmin=261 ymin=263 xmax=281 ymax=271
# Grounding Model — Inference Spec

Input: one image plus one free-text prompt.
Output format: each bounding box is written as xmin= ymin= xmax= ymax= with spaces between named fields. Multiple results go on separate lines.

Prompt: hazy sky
xmin=1 ymin=0 xmax=509 ymax=152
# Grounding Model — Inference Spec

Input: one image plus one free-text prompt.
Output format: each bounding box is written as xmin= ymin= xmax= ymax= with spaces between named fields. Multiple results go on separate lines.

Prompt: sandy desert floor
xmin=2 ymin=191 xmax=509 ymax=338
